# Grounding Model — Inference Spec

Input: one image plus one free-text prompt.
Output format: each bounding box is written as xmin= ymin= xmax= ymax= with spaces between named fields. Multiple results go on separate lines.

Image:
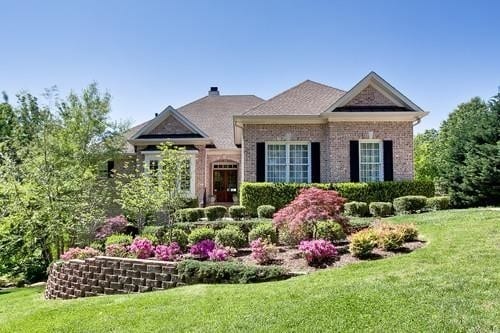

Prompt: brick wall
xmin=242 ymin=121 xmax=413 ymax=183
xmin=150 ymin=116 xmax=194 ymax=135
xmin=346 ymin=86 xmax=397 ymax=106
xmin=45 ymin=256 xmax=184 ymax=300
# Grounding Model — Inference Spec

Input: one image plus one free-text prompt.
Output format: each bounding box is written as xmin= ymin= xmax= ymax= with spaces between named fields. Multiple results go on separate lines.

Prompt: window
xmin=266 ymin=142 xmax=310 ymax=183
xmin=359 ymin=141 xmax=383 ymax=182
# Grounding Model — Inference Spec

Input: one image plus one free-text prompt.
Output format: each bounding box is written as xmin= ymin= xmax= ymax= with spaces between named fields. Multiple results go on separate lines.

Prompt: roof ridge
xmin=304 ymin=79 xmax=346 ymax=93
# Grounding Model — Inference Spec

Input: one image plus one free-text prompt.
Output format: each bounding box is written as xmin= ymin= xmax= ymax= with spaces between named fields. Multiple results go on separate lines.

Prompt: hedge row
xmin=240 ymin=181 xmax=435 ymax=215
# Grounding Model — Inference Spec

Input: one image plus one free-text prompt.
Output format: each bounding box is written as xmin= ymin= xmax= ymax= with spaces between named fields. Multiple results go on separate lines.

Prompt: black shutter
xmin=107 ymin=160 xmax=115 ymax=178
xmin=311 ymin=142 xmax=320 ymax=183
xmin=256 ymin=142 xmax=265 ymax=182
xmin=350 ymin=141 xmax=359 ymax=182
xmin=383 ymin=140 xmax=393 ymax=181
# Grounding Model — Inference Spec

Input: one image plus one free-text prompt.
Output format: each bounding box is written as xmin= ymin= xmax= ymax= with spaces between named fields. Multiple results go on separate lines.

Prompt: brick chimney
xmin=208 ymin=87 xmax=220 ymax=96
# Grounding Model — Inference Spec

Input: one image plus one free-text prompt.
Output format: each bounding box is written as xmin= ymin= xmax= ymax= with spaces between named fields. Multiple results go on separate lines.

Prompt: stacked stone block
xmin=45 ymin=256 xmax=183 ymax=300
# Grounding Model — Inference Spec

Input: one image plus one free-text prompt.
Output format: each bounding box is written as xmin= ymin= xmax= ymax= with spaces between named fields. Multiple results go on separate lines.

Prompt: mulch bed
xmin=234 ymin=240 xmax=426 ymax=274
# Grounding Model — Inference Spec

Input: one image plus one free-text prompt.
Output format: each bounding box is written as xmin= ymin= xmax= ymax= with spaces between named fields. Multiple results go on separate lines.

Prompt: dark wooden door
xmin=213 ymin=169 xmax=238 ymax=202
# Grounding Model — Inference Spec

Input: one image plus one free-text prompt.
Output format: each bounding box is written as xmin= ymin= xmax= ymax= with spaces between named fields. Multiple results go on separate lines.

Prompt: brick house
xmin=121 ymin=72 xmax=428 ymax=205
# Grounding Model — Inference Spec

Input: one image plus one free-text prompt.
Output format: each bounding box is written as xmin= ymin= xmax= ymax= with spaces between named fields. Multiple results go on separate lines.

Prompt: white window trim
xmin=358 ymin=139 xmax=384 ymax=182
xmin=265 ymin=141 xmax=311 ymax=183
xmin=141 ymin=151 xmax=197 ymax=197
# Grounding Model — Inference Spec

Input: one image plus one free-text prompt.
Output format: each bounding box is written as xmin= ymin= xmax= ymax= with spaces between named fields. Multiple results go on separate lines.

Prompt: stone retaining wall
xmin=45 ymin=256 xmax=184 ymax=300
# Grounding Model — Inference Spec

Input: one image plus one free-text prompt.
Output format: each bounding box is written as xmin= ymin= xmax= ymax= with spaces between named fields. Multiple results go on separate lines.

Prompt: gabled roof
xmin=177 ymin=95 xmax=264 ymax=148
xmin=130 ymin=105 xmax=209 ymax=140
xmin=243 ymin=80 xmax=345 ymax=116
xmin=324 ymin=71 xmax=424 ymax=113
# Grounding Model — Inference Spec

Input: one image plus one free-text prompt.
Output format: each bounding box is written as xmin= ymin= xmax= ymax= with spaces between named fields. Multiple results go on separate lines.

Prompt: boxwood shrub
xmin=188 ymin=227 xmax=215 ymax=244
xmin=344 ymin=201 xmax=369 ymax=217
xmin=105 ymin=234 xmax=133 ymax=247
xmin=393 ymin=195 xmax=428 ymax=214
xmin=177 ymin=259 xmax=288 ymax=284
xmin=369 ymin=202 xmax=393 ymax=217
xmin=315 ymin=220 xmax=346 ymax=241
xmin=426 ymin=196 xmax=450 ymax=211
xmin=215 ymin=225 xmax=246 ymax=248
xmin=240 ymin=181 xmax=435 ymax=216
xmin=205 ymin=206 xmax=228 ymax=221
xmin=176 ymin=208 xmax=205 ymax=222
xmin=228 ymin=205 xmax=246 ymax=220
xmin=257 ymin=205 xmax=276 ymax=218
xmin=248 ymin=223 xmax=278 ymax=244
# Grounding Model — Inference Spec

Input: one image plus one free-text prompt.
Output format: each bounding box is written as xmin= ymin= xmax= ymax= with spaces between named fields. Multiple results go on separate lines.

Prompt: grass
xmin=0 ymin=209 xmax=499 ymax=332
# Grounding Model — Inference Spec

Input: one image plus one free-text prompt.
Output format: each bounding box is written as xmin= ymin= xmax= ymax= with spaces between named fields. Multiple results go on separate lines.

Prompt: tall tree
xmin=414 ymin=129 xmax=439 ymax=181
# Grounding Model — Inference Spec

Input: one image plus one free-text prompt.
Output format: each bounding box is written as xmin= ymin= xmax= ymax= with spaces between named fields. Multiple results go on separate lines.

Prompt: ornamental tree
xmin=272 ymin=187 xmax=348 ymax=239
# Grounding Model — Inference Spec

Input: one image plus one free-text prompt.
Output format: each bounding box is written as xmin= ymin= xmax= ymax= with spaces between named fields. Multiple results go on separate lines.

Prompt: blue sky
xmin=1 ymin=0 xmax=499 ymax=133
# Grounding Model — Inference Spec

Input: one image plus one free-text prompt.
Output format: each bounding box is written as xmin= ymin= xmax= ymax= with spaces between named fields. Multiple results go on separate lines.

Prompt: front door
xmin=213 ymin=169 xmax=238 ymax=202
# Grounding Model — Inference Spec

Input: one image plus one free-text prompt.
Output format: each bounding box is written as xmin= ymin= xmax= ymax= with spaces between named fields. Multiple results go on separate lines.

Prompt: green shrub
xmin=426 ymin=196 xmax=450 ymax=211
xmin=105 ymin=234 xmax=133 ymax=247
xmin=188 ymin=227 xmax=216 ymax=244
xmin=205 ymin=206 xmax=228 ymax=221
xmin=240 ymin=181 xmax=435 ymax=215
xmin=257 ymin=205 xmax=276 ymax=218
xmin=176 ymin=208 xmax=205 ymax=222
xmin=228 ymin=205 xmax=246 ymax=220
xmin=215 ymin=225 xmax=246 ymax=248
xmin=177 ymin=259 xmax=288 ymax=284
xmin=166 ymin=228 xmax=189 ymax=250
xmin=369 ymin=202 xmax=393 ymax=217
xmin=248 ymin=223 xmax=278 ymax=244
xmin=315 ymin=220 xmax=346 ymax=241
xmin=344 ymin=201 xmax=369 ymax=217
xmin=181 ymin=197 xmax=199 ymax=209
xmin=395 ymin=223 xmax=419 ymax=242
xmin=349 ymin=229 xmax=377 ymax=258
xmin=89 ymin=241 xmax=105 ymax=252
xmin=278 ymin=227 xmax=301 ymax=246
xmin=376 ymin=229 xmax=405 ymax=251
xmin=393 ymin=196 xmax=428 ymax=214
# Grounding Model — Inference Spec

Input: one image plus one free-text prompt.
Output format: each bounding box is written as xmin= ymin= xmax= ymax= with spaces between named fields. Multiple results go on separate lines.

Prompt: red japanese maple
xmin=273 ymin=187 xmax=348 ymax=237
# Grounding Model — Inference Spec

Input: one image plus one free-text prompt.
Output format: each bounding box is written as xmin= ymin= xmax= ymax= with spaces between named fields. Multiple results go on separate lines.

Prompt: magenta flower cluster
xmin=250 ymin=238 xmax=276 ymax=264
xmin=96 ymin=215 xmax=128 ymax=239
xmin=60 ymin=247 xmax=101 ymax=261
xmin=155 ymin=242 xmax=182 ymax=261
xmin=298 ymin=239 xmax=337 ymax=266
xmin=128 ymin=237 xmax=154 ymax=259
xmin=189 ymin=239 xmax=230 ymax=261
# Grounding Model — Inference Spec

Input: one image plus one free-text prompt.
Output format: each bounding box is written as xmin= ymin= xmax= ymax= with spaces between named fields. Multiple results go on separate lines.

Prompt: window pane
xmin=180 ymin=159 xmax=191 ymax=191
xmin=359 ymin=142 xmax=382 ymax=182
xmin=266 ymin=144 xmax=287 ymax=182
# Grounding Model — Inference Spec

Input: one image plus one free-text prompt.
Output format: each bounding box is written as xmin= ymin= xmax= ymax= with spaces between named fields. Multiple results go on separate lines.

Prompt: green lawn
xmin=1 ymin=209 xmax=499 ymax=332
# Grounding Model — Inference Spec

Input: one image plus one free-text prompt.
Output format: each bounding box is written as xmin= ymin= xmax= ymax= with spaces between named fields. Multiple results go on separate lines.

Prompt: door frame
xmin=211 ymin=161 xmax=239 ymax=203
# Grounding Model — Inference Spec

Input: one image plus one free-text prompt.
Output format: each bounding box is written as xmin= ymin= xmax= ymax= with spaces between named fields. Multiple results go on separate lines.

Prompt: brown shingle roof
xmin=178 ymin=95 xmax=263 ymax=148
xmin=243 ymin=80 xmax=345 ymax=116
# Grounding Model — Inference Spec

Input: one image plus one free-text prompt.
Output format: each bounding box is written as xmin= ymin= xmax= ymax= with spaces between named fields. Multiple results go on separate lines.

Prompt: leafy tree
xmin=436 ymin=95 xmax=500 ymax=207
xmin=414 ymin=129 xmax=439 ymax=181
xmin=115 ymin=142 xmax=191 ymax=232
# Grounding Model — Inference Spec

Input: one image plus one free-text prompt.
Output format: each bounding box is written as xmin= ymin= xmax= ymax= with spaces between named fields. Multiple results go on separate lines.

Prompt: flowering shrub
xmin=128 ymin=237 xmax=154 ymax=259
xmin=273 ymin=188 xmax=348 ymax=238
xmin=96 ymin=215 xmax=128 ymax=239
xmin=105 ymin=244 xmax=129 ymax=258
xmin=250 ymin=238 xmax=277 ymax=264
xmin=189 ymin=239 xmax=216 ymax=258
xmin=248 ymin=223 xmax=278 ymax=244
xmin=208 ymin=247 xmax=230 ymax=261
xmin=298 ymin=239 xmax=337 ymax=266
xmin=155 ymin=242 xmax=182 ymax=261
xmin=60 ymin=247 xmax=101 ymax=261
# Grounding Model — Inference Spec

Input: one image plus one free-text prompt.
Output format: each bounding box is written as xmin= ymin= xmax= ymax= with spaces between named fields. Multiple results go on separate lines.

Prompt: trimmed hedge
xmin=257 ymin=205 xmax=276 ymax=218
xmin=248 ymin=223 xmax=278 ymax=244
xmin=369 ymin=202 xmax=393 ymax=217
xmin=344 ymin=201 xmax=369 ymax=217
xmin=215 ymin=225 xmax=246 ymax=248
xmin=393 ymin=195 xmax=428 ymax=214
xmin=426 ymin=196 xmax=450 ymax=211
xmin=205 ymin=206 xmax=228 ymax=221
xmin=176 ymin=208 xmax=205 ymax=222
xmin=228 ymin=205 xmax=246 ymax=220
xmin=188 ymin=227 xmax=215 ymax=244
xmin=240 ymin=181 xmax=435 ymax=215
xmin=177 ymin=259 xmax=288 ymax=284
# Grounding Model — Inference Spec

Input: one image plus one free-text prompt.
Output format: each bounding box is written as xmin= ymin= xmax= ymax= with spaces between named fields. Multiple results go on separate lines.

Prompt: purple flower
xmin=128 ymin=237 xmax=154 ymax=259
xmin=208 ymin=247 xmax=229 ymax=261
xmin=105 ymin=244 xmax=129 ymax=258
xmin=298 ymin=239 xmax=337 ymax=266
xmin=60 ymin=247 xmax=100 ymax=261
xmin=189 ymin=239 xmax=216 ymax=258
xmin=155 ymin=242 xmax=182 ymax=261
xmin=250 ymin=238 xmax=277 ymax=264
xmin=96 ymin=215 xmax=128 ymax=239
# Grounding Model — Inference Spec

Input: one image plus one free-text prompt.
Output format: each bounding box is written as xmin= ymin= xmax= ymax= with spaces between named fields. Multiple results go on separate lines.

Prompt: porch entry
xmin=213 ymin=163 xmax=238 ymax=203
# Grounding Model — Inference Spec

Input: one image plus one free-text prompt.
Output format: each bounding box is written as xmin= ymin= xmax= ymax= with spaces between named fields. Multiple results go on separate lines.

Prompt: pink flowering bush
xmin=189 ymin=239 xmax=216 ymax=258
xmin=155 ymin=242 xmax=182 ymax=261
xmin=96 ymin=215 xmax=128 ymax=239
xmin=298 ymin=239 xmax=337 ymax=266
xmin=105 ymin=244 xmax=129 ymax=258
xmin=250 ymin=238 xmax=277 ymax=264
xmin=60 ymin=247 xmax=101 ymax=261
xmin=273 ymin=188 xmax=348 ymax=239
xmin=128 ymin=237 xmax=154 ymax=259
xmin=207 ymin=247 xmax=230 ymax=261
